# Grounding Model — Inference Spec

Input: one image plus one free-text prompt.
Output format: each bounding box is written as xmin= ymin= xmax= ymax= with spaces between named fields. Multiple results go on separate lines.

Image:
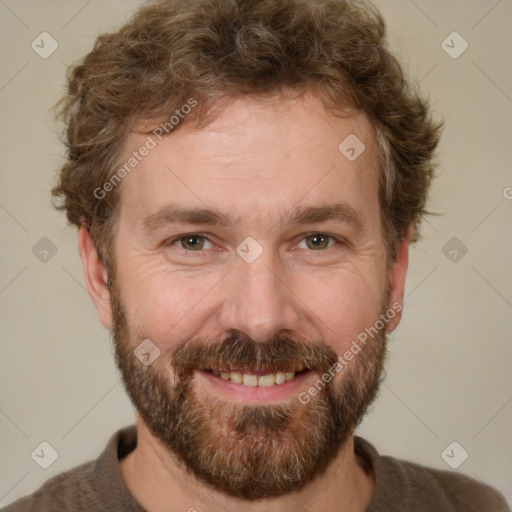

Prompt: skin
xmin=78 ymin=91 xmax=410 ymax=512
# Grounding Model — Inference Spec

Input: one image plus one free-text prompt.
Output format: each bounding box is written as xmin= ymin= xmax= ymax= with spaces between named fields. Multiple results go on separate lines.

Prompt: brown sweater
xmin=2 ymin=426 xmax=509 ymax=511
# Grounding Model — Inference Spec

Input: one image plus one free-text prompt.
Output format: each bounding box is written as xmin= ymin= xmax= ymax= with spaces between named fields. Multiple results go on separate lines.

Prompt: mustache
xmin=168 ymin=331 xmax=339 ymax=378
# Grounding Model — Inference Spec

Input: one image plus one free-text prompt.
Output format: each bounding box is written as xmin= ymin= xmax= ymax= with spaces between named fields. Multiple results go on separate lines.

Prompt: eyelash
xmin=165 ymin=232 xmax=344 ymax=255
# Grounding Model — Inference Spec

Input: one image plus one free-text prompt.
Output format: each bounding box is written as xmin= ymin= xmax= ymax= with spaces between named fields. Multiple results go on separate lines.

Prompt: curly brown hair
xmin=52 ymin=0 xmax=443 ymax=269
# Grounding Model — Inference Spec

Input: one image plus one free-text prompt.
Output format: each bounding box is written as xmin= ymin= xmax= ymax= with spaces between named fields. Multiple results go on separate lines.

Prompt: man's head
xmin=54 ymin=0 xmax=442 ymax=501
xmin=54 ymin=0 xmax=441 ymax=269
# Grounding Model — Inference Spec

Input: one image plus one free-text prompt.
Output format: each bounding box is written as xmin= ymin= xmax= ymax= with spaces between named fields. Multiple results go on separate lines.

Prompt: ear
xmin=385 ymin=226 xmax=411 ymax=333
xmin=78 ymin=225 xmax=113 ymax=330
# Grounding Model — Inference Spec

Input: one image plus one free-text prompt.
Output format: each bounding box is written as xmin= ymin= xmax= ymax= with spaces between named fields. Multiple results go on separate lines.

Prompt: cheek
xmin=116 ymin=261 xmax=223 ymax=346
xmin=296 ymin=266 xmax=386 ymax=351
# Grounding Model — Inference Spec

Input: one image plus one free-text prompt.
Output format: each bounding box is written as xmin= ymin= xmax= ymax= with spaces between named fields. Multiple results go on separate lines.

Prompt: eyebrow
xmin=140 ymin=201 xmax=365 ymax=234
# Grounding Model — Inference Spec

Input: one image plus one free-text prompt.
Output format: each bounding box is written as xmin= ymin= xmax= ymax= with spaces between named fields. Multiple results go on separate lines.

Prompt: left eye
xmin=297 ymin=233 xmax=337 ymax=250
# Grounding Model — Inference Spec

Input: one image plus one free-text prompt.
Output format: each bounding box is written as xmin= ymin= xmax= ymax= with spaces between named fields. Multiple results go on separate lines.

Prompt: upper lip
xmin=201 ymin=366 xmax=307 ymax=375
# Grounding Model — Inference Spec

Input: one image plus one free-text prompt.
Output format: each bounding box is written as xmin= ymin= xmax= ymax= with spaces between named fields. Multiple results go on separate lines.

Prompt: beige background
xmin=1 ymin=0 xmax=511 ymax=506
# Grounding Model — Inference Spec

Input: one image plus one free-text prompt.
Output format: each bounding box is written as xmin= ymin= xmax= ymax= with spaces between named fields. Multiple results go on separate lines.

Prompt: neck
xmin=120 ymin=418 xmax=375 ymax=512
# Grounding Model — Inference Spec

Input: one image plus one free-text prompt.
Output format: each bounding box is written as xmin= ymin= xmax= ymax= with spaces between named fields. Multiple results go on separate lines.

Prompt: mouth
xmin=198 ymin=367 xmax=310 ymax=388
xmin=195 ymin=366 xmax=315 ymax=403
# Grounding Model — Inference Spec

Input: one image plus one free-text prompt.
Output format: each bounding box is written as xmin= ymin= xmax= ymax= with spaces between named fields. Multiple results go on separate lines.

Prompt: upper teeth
xmin=212 ymin=370 xmax=296 ymax=387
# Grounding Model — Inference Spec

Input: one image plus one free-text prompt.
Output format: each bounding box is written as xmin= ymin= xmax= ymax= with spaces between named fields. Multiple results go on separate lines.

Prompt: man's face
xmin=103 ymin=92 xmax=405 ymax=499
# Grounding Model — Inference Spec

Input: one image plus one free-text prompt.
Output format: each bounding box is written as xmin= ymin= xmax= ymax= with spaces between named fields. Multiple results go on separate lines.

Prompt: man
xmin=3 ymin=0 xmax=508 ymax=510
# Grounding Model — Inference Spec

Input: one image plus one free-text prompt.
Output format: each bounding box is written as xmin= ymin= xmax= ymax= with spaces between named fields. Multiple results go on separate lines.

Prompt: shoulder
xmin=1 ymin=426 xmax=139 ymax=512
xmin=398 ymin=458 xmax=509 ymax=512
xmin=1 ymin=461 xmax=99 ymax=512
xmin=355 ymin=436 xmax=510 ymax=512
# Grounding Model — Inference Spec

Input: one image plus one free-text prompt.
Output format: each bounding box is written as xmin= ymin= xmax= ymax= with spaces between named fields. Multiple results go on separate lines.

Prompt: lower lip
xmin=195 ymin=369 xmax=314 ymax=404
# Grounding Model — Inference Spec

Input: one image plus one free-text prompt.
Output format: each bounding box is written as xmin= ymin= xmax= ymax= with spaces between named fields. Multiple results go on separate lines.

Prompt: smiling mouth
xmin=199 ymin=368 xmax=310 ymax=387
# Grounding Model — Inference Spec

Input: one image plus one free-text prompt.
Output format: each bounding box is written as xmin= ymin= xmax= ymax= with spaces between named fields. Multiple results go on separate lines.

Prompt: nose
xmin=218 ymin=249 xmax=303 ymax=344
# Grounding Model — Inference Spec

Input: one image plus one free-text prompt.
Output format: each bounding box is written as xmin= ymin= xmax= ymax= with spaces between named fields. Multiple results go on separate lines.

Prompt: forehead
xmin=116 ymin=92 xmax=381 ymax=233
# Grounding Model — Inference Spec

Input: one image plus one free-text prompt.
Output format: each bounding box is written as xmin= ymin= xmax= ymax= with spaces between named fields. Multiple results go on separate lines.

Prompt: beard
xmin=109 ymin=279 xmax=388 ymax=501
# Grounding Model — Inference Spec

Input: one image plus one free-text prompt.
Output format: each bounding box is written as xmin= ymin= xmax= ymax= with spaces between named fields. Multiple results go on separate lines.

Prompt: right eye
xmin=164 ymin=233 xmax=216 ymax=254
